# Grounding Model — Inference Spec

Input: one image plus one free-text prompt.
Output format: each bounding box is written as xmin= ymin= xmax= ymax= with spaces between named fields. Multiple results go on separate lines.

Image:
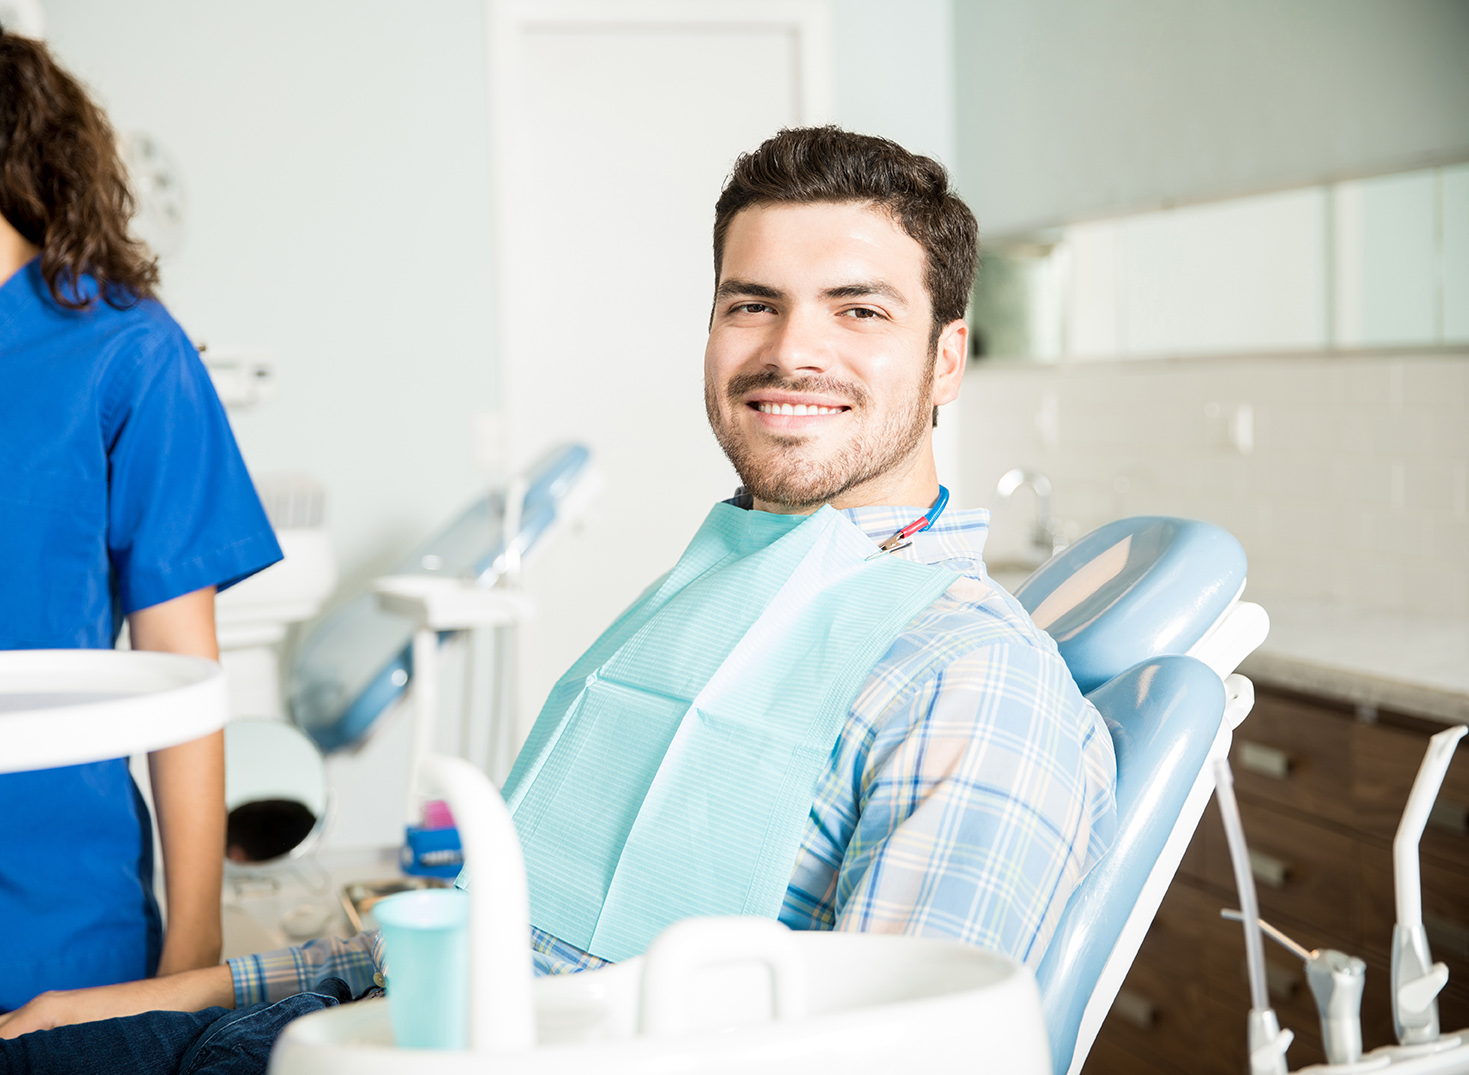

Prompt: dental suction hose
xmin=1391 ymin=724 xmax=1467 ymax=1046
xmin=1214 ymin=757 xmax=1293 ymax=1075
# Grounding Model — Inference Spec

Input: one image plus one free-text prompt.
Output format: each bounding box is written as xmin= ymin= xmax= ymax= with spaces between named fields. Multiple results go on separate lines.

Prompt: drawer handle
xmin=1238 ymin=740 xmax=1292 ymax=780
xmin=1428 ymin=798 xmax=1468 ymax=836
xmin=1249 ymin=849 xmax=1291 ymax=889
xmin=1111 ymin=987 xmax=1155 ymax=1030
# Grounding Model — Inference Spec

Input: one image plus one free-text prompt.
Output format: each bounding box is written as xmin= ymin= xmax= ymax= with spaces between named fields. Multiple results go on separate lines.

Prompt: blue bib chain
xmin=867 ymin=485 xmax=950 ymax=559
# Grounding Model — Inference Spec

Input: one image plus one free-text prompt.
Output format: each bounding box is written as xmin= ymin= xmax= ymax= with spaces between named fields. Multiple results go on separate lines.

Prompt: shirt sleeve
xmin=830 ymin=641 xmax=1117 ymax=967
xmin=103 ymin=316 xmax=282 ymax=614
xmin=228 ymin=930 xmax=384 ymax=1007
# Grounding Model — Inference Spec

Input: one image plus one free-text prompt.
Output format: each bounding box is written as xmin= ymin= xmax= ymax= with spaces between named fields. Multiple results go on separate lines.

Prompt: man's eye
xmin=734 ymin=302 xmax=773 ymax=314
xmin=841 ymin=307 xmax=883 ymax=319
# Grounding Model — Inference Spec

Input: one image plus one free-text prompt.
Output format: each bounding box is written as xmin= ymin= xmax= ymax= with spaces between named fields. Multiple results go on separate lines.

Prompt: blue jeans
xmin=0 ymin=978 xmax=356 ymax=1075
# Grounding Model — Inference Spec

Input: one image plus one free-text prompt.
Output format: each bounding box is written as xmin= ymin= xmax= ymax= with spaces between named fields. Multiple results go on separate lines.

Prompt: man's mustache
xmin=724 ymin=371 xmax=870 ymax=409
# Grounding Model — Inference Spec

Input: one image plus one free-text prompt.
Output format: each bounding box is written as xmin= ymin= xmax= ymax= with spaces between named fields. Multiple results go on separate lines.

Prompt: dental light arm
xmin=1392 ymin=724 xmax=1468 ymax=1047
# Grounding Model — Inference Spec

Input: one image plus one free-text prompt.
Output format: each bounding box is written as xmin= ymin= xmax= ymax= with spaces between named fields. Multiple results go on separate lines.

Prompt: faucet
xmin=996 ymin=468 xmax=1061 ymax=563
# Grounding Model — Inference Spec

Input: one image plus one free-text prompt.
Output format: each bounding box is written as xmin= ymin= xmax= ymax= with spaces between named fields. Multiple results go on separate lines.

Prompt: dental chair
xmin=1009 ymin=516 xmax=1270 ymax=1075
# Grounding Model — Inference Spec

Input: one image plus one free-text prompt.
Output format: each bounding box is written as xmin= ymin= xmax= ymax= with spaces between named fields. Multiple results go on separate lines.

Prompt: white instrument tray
xmin=0 ymin=649 xmax=227 ymax=773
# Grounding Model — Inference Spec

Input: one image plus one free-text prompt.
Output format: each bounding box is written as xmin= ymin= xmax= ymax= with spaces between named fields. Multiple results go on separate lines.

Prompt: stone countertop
xmin=1237 ymin=600 xmax=1469 ymax=725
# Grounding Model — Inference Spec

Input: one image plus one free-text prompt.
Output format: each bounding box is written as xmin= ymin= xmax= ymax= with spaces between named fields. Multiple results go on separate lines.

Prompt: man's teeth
xmin=756 ymin=402 xmax=842 ymax=416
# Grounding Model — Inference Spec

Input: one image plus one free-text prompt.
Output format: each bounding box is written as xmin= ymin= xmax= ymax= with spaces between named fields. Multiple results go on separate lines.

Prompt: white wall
xmin=45 ymin=0 xmax=499 ymax=596
xmin=831 ymin=0 xmax=965 ymax=496
xmin=954 ymin=0 xmax=1469 ymax=235
xmin=962 ymin=354 xmax=1469 ymax=619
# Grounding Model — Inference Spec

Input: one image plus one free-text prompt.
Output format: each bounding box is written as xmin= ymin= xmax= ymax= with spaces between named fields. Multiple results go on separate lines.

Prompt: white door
xmin=484 ymin=0 xmax=835 ymax=739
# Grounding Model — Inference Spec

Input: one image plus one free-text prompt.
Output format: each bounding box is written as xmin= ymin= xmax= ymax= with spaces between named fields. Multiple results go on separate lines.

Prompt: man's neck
xmin=751 ymin=449 xmax=942 ymax=516
xmin=0 ymin=217 xmax=40 ymax=289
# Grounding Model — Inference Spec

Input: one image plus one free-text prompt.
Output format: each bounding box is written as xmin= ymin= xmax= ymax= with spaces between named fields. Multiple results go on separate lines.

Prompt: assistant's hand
xmin=0 ymin=965 xmax=235 ymax=1040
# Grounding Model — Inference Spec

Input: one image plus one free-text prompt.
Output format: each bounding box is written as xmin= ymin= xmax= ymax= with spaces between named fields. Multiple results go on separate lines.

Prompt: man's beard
xmin=705 ymin=362 xmax=935 ymax=509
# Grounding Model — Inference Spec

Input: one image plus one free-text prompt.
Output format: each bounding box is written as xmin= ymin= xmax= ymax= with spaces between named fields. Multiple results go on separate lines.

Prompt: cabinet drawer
xmin=1094 ymin=957 xmax=1223 ymax=1075
xmin=1231 ymin=691 xmax=1352 ymax=817
xmin=1202 ymin=800 xmax=1359 ymax=942
xmin=1133 ymin=877 xmax=1225 ymax=984
xmin=1352 ymin=718 xmax=1469 ymax=865
xmin=1081 ymin=1034 xmax=1175 ymax=1075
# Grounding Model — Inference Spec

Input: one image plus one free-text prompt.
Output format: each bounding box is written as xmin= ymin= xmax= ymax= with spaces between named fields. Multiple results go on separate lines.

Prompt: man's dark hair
xmin=0 ymin=27 xmax=159 ymax=309
xmin=713 ymin=126 xmax=979 ymax=350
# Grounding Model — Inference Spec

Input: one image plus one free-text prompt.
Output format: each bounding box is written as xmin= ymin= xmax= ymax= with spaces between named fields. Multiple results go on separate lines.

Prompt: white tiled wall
xmin=959 ymin=352 xmax=1469 ymax=617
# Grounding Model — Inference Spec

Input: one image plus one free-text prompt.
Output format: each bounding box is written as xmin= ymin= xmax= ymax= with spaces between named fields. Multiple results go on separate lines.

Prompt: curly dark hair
xmin=713 ymin=126 xmax=978 ymax=350
xmin=0 ymin=28 xmax=158 ymax=309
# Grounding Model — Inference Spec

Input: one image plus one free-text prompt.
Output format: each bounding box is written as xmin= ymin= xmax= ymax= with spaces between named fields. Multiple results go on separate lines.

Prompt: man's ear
xmin=932 ymin=319 xmax=967 ymax=407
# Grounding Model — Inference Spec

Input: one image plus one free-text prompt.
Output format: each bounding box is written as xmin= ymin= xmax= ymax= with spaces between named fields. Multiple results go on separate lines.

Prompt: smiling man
xmin=0 ymin=127 xmax=1115 ymax=1071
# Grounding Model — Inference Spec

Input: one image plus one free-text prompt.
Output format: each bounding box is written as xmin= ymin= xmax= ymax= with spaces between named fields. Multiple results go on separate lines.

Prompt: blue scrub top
xmin=0 ymin=259 xmax=283 ymax=1009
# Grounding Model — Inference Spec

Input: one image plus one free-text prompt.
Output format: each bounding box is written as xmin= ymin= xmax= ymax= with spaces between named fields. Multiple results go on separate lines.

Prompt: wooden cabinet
xmin=1083 ymin=688 xmax=1469 ymax=1074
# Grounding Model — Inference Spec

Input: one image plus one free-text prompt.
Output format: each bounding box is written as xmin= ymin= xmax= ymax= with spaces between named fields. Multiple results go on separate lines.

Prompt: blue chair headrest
xmin=1013 ymin=517 xmax=1246 ymax=694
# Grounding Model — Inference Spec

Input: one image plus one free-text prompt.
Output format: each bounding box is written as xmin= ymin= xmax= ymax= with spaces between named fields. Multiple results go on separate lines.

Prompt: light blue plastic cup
xmin=374 ymin=888 xmax=470 ymax=1049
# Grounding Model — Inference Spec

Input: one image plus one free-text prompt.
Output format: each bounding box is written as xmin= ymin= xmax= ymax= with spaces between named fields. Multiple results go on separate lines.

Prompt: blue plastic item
xmin=1012 ymin=516 xmax=1246 ymax=694
xmin=401 ymin=826 xmax=464 ymax=879
xmin=1035 ymin=654 xmax=1226 ymax=1073
xmin=289 ymin=444 xmax=592 ymax=753
xmin=374 ymin=889 xmax=470 ymax=1049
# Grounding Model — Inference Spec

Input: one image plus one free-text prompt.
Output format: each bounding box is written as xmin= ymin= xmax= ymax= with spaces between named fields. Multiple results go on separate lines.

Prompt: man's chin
xmin=736 ymin=459 xmax=855 ymax=510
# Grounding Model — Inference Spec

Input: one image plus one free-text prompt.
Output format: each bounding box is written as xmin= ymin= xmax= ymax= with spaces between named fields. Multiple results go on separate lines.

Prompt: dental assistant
xmin=0 ymin=29 xmax=282 ymax=1010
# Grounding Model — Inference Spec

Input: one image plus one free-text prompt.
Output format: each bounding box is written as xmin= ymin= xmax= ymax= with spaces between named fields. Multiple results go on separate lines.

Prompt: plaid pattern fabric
xmin=229 ymin=930 xmax=384 ymax=1006
xmin=229 ymin=503 xmax=1116 ymax=1002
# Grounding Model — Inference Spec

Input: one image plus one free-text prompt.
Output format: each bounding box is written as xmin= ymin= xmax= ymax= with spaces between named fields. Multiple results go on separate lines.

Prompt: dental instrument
xmin=866 ymin=483 xmax=949 ymax=558
xmin=1210 ymin=722 xmax=1469 ymax=1075
xmin=1220 ymin=909 xmax=1370 ymax=1068
xmin=1217 ymin=757 xmax=1295 ymax=1075
xmin=1392 ymin=725 xmax=1468 ymax=1051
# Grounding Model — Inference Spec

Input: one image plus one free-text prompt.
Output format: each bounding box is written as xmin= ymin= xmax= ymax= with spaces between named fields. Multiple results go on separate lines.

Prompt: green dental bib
xmin=502 ymin=502 xmax=956 ymax=962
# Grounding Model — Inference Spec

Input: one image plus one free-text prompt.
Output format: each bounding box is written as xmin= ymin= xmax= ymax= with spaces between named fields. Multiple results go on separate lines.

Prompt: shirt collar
xmin=722 ymin=490 xmax=991 ymax=568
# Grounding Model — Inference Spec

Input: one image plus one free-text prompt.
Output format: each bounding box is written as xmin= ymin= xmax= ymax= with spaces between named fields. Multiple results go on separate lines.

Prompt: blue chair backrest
xmin=1035 ymin=654 xmax=1225 ymax=1070
xmin=1007 ymin=516 xmax=1247 ymax=1073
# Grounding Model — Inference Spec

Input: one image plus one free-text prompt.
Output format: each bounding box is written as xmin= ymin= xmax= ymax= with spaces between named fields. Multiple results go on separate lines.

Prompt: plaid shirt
xmin=229 ymin=504 xmax=1116 ymax=1004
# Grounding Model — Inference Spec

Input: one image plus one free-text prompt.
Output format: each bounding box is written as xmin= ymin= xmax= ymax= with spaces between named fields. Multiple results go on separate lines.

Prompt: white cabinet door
xmin=484 ymin=0 xmax=834 ymax=736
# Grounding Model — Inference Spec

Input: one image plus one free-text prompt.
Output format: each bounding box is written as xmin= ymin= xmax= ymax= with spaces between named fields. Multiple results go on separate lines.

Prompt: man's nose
xmin=764 ymin=307 xmax=831 ymax=374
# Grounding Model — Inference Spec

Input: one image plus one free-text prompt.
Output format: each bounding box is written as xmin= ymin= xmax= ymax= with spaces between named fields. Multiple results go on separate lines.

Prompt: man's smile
xmin=744 ymin=391 xmax=852 ymax=432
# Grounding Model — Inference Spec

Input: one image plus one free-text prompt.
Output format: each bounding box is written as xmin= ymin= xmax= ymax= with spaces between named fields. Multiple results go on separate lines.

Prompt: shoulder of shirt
xmin=912 ymin=564 xmax=1063 ymax=659
xmin=860 ymin=563 xmax=1077 ymax=712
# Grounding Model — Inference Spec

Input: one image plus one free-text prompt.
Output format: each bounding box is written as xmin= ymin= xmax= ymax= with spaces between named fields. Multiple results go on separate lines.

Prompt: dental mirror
xmin=224 ymin=719 xmax=330 ymax=864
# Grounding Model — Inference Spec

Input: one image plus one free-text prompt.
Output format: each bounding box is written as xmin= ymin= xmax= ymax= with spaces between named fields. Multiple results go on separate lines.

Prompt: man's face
xmin=704 ymin=201 xmax=956 ymax=511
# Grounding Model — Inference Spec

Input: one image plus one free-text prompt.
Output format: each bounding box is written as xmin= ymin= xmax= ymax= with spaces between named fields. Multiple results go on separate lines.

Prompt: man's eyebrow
xmin=714 ymin=280 xmax=784 ymax=302
xmin=822 ymin=281 xmax=909 ymax=306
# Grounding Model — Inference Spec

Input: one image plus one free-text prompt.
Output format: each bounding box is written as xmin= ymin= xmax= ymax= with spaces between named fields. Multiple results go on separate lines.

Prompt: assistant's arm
xmin=0 ymin=965 xmax=234 ymax=1039
xmin=128 ymin=586 xmax=226 ymax=977
xmin=831 ymin=642 xmax=1117 ymax=966
xmin=0 ymin=930 xmax=385 ymax=1040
